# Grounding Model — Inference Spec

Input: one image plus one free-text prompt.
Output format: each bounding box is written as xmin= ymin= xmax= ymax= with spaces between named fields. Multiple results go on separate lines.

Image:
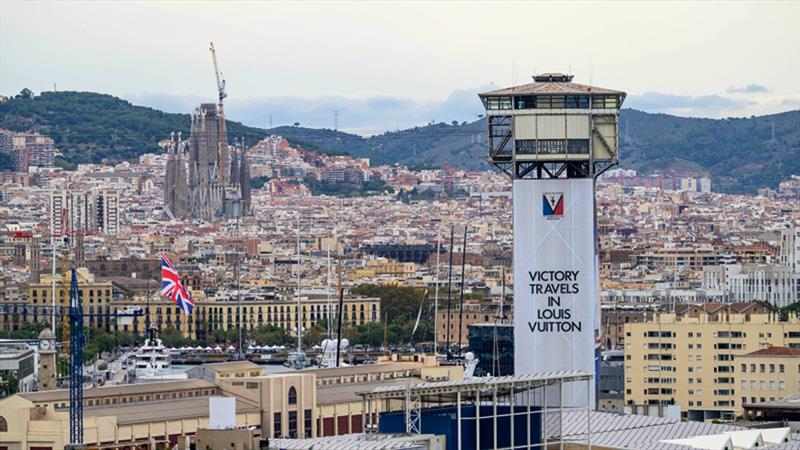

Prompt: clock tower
xmin=38 ymin=328 xmax=57 ymax=391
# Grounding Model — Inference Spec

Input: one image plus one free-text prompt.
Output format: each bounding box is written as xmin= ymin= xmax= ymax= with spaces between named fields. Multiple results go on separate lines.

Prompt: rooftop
xmin=19 ymin=379 xmax=214 ymax=402
xmin=479 ymin=74 xmax=625 ymax=97
xmin=84 ymin=395 xmax=260 ymax=425
xmin=742 ymin=346 xmax=800 ymax=357
xmin=304 ymin=361 xmax=421 ymax=378
xmin=190 ymin=360 xmax=263 ymax=373
xmin=317 ymin=378 xmax=422 ymax=405
xmin=361 ymin=370 xmax=592 ymax=400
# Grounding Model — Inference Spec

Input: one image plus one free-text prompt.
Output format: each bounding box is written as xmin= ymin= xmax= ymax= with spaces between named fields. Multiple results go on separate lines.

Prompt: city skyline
xmin=2 ymin=1 xmax=799 ymax=133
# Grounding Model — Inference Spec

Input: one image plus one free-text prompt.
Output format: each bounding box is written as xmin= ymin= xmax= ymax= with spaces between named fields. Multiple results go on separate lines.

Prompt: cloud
xmin=726 ymin=84 xmax=768 ymax=93
xmin=625 ymin=91 xmax=755 ymax=116
xmin=779 ymin=98 xmax=800 ymax=108
xmin=129 ymin=86 xmax=491 ymax=135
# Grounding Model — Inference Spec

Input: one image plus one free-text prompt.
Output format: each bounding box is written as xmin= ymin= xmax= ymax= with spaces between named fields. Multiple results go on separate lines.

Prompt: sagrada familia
xmin=163 ymin=103 xmax=251 ymax=220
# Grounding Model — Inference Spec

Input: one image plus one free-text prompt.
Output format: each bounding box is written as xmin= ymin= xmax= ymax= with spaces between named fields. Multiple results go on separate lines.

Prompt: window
xmin=486 ymin=96 xmax=512 ymax=110
xmin=274 ymin=412 xmax=282 ymax=438
xmin=304 ymin=409 xmax=312 ymax=438
xmin=0 ymin=415 xmax=7 ymax=432
xmin=288 ymin=386 xmax=297 ymax=405
xmin=288 ymin=411 xmax=298 ymax=438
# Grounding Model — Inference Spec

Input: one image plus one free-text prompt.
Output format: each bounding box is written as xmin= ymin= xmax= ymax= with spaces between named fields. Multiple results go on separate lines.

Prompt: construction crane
xmin=209 ymin=41 xmax=228 ymax=183
xmin=1 ymin=268 xmax=143 ymax=449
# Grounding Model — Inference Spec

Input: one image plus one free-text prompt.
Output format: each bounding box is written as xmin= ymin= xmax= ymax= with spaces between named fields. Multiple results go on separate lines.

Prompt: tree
xmin=160 ymin=327 xmax=192 ymax=348
xmin=16 ymin=88 xmax=34 ymax=99
xmin=0 ymin=372 xmax=19 ymax=396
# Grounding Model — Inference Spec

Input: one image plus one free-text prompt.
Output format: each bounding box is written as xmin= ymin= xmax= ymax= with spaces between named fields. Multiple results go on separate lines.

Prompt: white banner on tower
xmin=513 ymin=178 xmax=596 ymax=407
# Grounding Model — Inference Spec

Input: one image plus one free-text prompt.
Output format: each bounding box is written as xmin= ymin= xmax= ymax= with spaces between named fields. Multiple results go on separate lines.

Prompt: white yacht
xmin=133 ymin=337 xmax=172 ymax=378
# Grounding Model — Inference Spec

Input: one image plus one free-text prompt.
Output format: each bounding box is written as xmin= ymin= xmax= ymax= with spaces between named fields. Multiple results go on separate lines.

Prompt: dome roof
xmin=38 ymin=328 xmax=55 ymax=340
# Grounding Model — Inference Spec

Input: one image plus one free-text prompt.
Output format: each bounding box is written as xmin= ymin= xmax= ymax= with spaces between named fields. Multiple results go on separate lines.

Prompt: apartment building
xmin=354 ymin=258 xmax=417 ymax=280
xmin=624 ymin=304 xmax=800 ymax=421
xmin=780 ymin=228 xmax=800 ymax=273
xmin=704 ymin=263 xmax=800 ymax=308
xmin=634 ymin=247 xmax=720 ymax=270
xmin=736 ymin=347 xmax=800 ymax=411
xmin=49 ymin=188 xmax=120 ymax=239
xmin=0 ymin=269 xmax=116 ymax=333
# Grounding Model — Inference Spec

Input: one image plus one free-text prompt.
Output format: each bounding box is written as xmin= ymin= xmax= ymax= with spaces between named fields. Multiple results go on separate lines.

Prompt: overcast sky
xmin=2 ymin=1 xmax=798 ymax=134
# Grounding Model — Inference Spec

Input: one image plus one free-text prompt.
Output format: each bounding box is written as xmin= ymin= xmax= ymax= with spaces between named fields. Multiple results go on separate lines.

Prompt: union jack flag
xmin=161 ymin=254 xmax=194 ymax=315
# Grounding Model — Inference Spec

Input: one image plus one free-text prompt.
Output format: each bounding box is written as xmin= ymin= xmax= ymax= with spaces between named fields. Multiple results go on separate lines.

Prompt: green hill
xmin=0 ymin=91 xmax=266 ymax=165
xmin=268 ymin=119 xmax=488 ymax=170
xmin=271 ymin=109 xmax=800 ymax=193
xmin=618 ymin=109 xmax=800 ymax=193
xmin=1 ymin=90 xmax=797 ymax=193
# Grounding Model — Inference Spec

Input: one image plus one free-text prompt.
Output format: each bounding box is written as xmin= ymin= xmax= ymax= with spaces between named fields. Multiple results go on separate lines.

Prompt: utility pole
xmin=444 ymin=224 xmax=455 ymax=359
xmin=51 ymin=234 xmax=57 ymax=334
xmin=335 ymin=255 xmax=344 ymax=367
xmin=326 ymin=242 xmax=332 ymax=339
xmin=236 ymin=200 xmax=242 ymax=360
xmin=457 ymin=224 xmax=468 ymax=356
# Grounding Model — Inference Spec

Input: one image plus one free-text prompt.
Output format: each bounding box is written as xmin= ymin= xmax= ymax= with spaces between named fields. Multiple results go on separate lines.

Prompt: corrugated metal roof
xmin=268 ymin=433 xmax=431 ymax=450
xmin=363 ymin=370 xmax=591 ymax=398
xmin=549 ymin=411 xmax=747 ymax=449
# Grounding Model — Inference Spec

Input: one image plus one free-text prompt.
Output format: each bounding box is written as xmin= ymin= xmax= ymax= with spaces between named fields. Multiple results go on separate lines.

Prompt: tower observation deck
xmin=480 ymin=73 xmax=626 ymax=180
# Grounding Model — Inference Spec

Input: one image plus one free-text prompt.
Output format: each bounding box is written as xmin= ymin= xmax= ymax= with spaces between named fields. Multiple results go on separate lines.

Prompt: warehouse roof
xmin=19 ymin=379 xmax=215 ymax=402
xmin=85 ymin=395 xmax=260 ymax=425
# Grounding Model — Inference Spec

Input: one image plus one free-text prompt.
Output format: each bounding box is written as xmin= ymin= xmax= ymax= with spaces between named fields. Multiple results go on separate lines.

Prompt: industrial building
xmin=0 ymin=358 xmax=462 ymax=449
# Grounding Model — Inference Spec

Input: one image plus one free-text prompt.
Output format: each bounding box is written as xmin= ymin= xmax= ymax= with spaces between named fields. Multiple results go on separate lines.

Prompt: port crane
xmin=1 ymin=268 xmax=143 ymax=449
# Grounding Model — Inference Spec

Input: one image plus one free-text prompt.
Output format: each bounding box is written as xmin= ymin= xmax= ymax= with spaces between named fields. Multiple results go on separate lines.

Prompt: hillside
xmin=272 ymin=110 xmax=800 ymax=193
xmin=619 ymin=109 xmax=800 ymax=193
xmin=0 ymin=91 xmax=267 ymax=165
xmin=268 ymin=119 xmax=488 ymax=170
xmin=1 ymin=90 xmax=797 ymax=193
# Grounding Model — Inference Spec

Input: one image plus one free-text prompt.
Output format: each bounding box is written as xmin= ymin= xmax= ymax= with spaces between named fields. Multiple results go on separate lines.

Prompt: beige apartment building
xmin=624 ymin=304 xmax=800 ymax=421
xmin=736 ymin=347 xmax=800 ymax=413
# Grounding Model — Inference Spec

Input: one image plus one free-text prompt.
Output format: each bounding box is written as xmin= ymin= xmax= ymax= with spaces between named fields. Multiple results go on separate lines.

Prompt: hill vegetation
xmin=1 ymin=90 xmax=797 ymax=193
xmin=0 ymin=90 xmax=266 ymax=165
xmin=619 ymin=109 xmax=800 ymax=193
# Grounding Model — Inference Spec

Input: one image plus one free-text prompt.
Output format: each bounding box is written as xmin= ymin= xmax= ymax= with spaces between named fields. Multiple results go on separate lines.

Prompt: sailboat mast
xmin=296 ymin=219 xmax=302 ymax=358
xmin=433 ymin=234 xmax=441 ymax=356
